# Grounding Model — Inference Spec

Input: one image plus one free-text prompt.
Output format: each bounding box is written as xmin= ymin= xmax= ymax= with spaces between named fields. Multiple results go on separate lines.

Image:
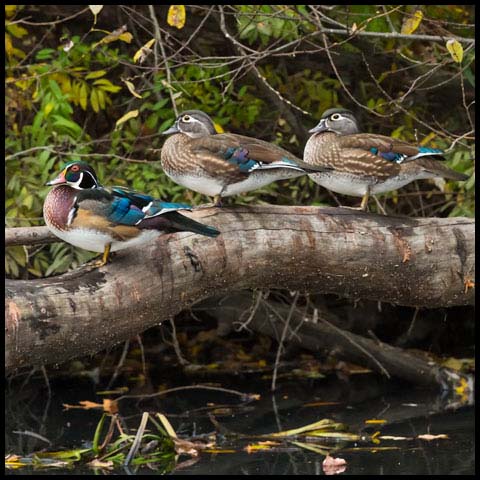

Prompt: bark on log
xmin=5 ymin=206 xmax=475 ymax=373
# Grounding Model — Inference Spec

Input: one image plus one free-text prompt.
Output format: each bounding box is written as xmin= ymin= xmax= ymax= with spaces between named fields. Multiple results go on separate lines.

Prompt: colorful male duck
xmin=161 ymin=110 xmax=332 ymax=205
xmin=43 ymin=161 xmax=220 ymax=267
xmin=303 ymin=108 xmax=468 ymax=210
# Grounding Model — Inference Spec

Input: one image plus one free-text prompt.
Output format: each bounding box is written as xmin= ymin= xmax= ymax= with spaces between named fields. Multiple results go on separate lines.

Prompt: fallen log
xmin=199 ymin=292 xmax=473 ymax=391
xmin=5 ymin=206 xmax=475 ymax=373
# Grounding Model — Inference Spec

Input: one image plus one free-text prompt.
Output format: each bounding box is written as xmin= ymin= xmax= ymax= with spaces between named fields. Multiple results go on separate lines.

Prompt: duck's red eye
xmin=71 ymin=165 xmax=80 ymax=172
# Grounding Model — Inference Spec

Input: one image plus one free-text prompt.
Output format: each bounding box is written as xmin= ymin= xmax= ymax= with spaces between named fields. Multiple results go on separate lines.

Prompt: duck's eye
xmin=182 ymin=115 xmax=191 ymax=122
xmin=71 ymin=165 xmax=80 ymax=172
xmin=331 ymin=114 xmax=341 ymax=121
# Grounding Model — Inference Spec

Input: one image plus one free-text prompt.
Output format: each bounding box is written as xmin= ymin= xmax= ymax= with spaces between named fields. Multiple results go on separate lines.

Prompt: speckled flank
xmin=303 ymin=132 xmax=459 ymax=198
xmin=161 ymin=133 xmax=304 ymax=197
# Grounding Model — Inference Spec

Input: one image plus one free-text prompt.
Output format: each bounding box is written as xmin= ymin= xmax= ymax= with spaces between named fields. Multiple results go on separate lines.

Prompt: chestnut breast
xmin=43 ymin=185 xmax=77 ymax=231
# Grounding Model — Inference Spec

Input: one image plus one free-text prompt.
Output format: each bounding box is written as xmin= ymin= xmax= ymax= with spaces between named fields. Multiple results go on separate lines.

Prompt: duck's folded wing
xmin=192 ymin=134 xmax=330 ymax=175
xmin=329 ymin=148 xmax=401 ymax=180
xmin=339 ymin=134 xmax=445 ymax=163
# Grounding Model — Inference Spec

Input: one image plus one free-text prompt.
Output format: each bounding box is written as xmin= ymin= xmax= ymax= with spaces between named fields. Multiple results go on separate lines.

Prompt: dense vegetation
xmin=5 ymin=5 xmax=475 ymax=278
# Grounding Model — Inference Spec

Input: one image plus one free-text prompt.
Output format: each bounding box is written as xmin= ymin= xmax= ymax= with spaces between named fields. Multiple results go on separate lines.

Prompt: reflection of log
xmin=199 ymin=292 xmax=473 ymax=390
xmin=5 ymin=206 xmax=475 ymax=373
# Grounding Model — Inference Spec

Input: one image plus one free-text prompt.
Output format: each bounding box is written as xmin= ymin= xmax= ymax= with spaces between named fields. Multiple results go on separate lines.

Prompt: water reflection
xmin=5 ymin=372 xmax=474 ymax=475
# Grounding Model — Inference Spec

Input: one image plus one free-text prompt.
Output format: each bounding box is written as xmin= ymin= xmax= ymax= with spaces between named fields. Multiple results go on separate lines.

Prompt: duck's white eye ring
xmin=331 ymin=114 xmax=341 ymax=121
xmin=182 ymin=115 xmax=191 ymax=122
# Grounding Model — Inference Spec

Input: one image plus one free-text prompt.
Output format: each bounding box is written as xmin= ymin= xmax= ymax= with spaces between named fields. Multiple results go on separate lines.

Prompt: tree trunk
xmin=5 ymin=206 xmax=474 ymax=373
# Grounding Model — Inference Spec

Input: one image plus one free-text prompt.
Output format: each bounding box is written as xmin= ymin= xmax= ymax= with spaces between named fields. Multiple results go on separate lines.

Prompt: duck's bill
xmin=309 ymin=119 xmax=327 ymax=134
xmin=162 ymin=124 xmax=180 ymax=135
xmin=46 ymin=170 xmax=67 ymax=186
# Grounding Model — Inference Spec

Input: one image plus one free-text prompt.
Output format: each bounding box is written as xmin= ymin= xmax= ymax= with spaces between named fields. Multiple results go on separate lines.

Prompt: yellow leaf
xmin=167 ymin=5 xmax=186 ymax=29
xmin=5 ymin=33 xmax=14 ymax=59
xmin=85 ymin=70 xmax=107 ymax=80
xmin=44 ymin=102 xmax=54 ymax=116
xmin=115 ymin=109 xmax=139 ymax=129
xmin=133 ymin=38 xmax=155 ymax=63
xmin=419 ymin=131 xmax=436 ymax=146
xmin=89 ymin=5 xmax=103 ymax=15
xmin=446 ymin=38 xmax=464 ymax=63
xmin=118 ymin=32 xmax=133 ymax=43
xmin=123 ymin=79 xmax=142 ymax=99
xmin=5 ymin=5 xmax=17 ymax=18
xmin=6 ymin=23 xmax=28 ymax=39
xmin=93 ymin=25 xmax=129 ymax=48
xmin=400 ymin=10 xmax=423 ymax=35
xmin=365 ymin=419 xmax=387 ymax=424
xmin=90 ymin=88 xmax=100 ymax=112
xmin=214 ymin=122 xmax=224 ymax=134
xmin=79 ymin=82 xmax=88 ymax=110
xmin=157 ymin=413 xmax=178 ymax=438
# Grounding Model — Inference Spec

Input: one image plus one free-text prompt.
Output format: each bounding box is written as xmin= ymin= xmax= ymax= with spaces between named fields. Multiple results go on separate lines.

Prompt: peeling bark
xmin=5 ymin=206 xmax=475 ymax=373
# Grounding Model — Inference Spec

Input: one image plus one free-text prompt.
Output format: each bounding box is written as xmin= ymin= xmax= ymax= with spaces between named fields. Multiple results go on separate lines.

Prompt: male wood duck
xmin=43 ymin=161 xmax=220 ymax=267
xmin=304 ymin=108 xmax=469 ymax=210
xmin=161 ymin=110 xmax=331 ymax=205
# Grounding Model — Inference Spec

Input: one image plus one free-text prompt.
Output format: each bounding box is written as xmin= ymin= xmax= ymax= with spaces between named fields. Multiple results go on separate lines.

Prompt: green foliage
xmin=5 ymin=5 xmax=475 ymax=279
xmin=237 ymin=5 xmax=313 ymax=46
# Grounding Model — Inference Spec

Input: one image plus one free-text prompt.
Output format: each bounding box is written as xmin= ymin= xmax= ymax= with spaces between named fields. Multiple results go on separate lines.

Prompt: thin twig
xmin=117 ymin=384 xmax=255 ymax=402
xmin=314 ymin=308 xmax=391 ymax=379
xmin=148 ymin=5 xmax=178 ymax=116
xmin=168 ymin=317 xmax=189 ymax=366
xmin=271 ymin=291 xmax=300 ymax=391
xmin=107 ymin=340 xmax=130 ymax=389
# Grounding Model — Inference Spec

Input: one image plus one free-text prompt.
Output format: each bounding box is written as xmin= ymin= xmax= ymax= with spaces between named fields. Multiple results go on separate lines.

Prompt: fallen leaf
xmin=322 ymin=455 xmax=347 ymax=475
xmin=464 ymin=277 xmax=474 ymax=293
xmin=245 ymin=441 xmax=280 ymax=453
xmin=417 ymin=434 xmax=449 ymax=441
xmin=63 ymin=400 xmax=103 ymax=410
xmin=88 ymin=459 xmax=113 ymax=468
xmin=103 ymin=398 xmax=118 ymax=414
xmin=364 ymin=419 xmax=387 ymax=425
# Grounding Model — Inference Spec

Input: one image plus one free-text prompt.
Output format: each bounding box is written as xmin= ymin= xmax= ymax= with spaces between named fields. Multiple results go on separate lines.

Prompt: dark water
xmin=5 ymin=372 xmax=474 ymax=475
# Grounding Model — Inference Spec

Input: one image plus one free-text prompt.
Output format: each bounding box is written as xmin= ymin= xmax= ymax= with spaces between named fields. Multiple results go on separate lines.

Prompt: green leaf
xmin=36 ymin=48 xmax=56 ymax=60
xmin=51 ymin=115 xmax=83 ymax=136
xmin=85 ymin=70 xmax=107 ymax=80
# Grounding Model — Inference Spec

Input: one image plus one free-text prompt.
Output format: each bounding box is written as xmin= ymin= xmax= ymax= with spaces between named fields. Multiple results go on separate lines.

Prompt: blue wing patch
xmin=370 ymin=146 xmax=443 ymax=163
xmin=224 ymin=147 xmax=302 ymax=173
xmin=109 ymin=196 xmax=145 ymax=225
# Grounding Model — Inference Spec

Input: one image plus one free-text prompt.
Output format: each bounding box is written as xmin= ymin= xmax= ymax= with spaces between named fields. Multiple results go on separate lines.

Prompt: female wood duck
xmin=304 ymin=108 xmax=469 ymax=210
xmin=161 ymin=110 xmax=331 ymax=205
xmin=43 ymin=161 xmax=220 ymax=267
